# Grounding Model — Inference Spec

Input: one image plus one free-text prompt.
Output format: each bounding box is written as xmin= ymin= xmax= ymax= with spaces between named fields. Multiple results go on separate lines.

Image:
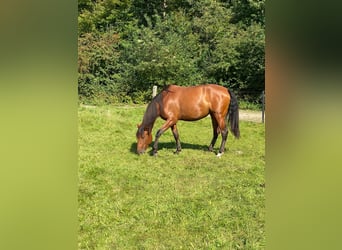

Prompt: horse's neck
xmin=142 ymin=101 xmax=159 ymax=130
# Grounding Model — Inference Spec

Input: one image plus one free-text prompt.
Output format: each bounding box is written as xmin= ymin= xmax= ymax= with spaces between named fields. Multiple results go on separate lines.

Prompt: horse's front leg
xmin=171 ymin=124 xmax=181 ymax=154
xmin=152 ymin=129 xmax=164 ymax=156
xmin=152 ymin=119 xmax=174 ymax=156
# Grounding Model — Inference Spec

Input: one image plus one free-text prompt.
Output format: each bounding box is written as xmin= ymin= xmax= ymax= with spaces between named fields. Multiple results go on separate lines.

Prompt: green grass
xmin=79 ymin=105 xmax=265 ymax=249
xmin=238 ymin=100 xmax=263 ymax=111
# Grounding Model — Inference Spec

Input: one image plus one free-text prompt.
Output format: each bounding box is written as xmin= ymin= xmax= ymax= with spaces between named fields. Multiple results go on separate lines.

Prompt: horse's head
xmin=136 ymin=124 xmax=152 ymax=154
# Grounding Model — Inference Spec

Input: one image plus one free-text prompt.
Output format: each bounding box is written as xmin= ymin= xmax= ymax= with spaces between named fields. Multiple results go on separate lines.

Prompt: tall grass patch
xmin=79 ymin=105 xmax=265 ymax=249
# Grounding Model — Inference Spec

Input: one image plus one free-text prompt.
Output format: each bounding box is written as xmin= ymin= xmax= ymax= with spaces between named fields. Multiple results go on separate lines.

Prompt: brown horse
xmin=136 ymin=84 xmax=240 ymax=156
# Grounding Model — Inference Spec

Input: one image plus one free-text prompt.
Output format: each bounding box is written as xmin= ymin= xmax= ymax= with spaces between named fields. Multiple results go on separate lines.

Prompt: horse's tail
xmin=227 ymin=89 xmax=240 ymax=139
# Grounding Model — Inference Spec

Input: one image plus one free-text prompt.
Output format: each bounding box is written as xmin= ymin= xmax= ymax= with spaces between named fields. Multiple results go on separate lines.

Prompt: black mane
xmin=143 ymin=100 xmax=158 ymax=127
xmin=138 ymin=92 xmax=163 ymax=136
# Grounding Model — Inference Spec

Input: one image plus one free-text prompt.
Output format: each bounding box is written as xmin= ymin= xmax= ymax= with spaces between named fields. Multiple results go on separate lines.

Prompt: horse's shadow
xmin=130 ymin=141 xmax=210 ymax=155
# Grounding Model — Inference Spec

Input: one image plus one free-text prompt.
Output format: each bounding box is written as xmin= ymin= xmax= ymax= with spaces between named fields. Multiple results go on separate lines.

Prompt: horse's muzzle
xmin=137 ymin=149 xmax=145 ymax=155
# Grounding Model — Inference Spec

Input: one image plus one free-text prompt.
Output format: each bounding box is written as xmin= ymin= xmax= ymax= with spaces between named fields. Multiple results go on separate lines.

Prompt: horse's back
xmin=166 ymin=84 xmax=228 ymax=98
xmin=161 ymin=84 xmax=230 ymax=121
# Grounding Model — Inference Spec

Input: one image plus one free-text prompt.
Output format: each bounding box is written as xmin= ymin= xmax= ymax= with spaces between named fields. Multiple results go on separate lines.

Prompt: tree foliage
xmin=78 ymin=0 xmax=265 ymax=104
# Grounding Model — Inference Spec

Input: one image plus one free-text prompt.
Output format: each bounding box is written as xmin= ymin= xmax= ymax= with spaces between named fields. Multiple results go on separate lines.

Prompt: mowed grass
xmin=78 ymin=105 xmax=265 ymax=249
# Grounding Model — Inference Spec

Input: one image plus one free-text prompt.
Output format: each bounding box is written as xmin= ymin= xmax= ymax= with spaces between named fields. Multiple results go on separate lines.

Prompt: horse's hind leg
xmin=211 ymin=113 xmax=228 ymax=157
xmin=208 ymin=114 xmax=219 ymax=152
xmin=218 ymin=126 xmax=228 ymax=155
xmin=217 ymin=117 xmax=228 ymax=156
xmin=171 ymin=124 xmax=181 ymax=154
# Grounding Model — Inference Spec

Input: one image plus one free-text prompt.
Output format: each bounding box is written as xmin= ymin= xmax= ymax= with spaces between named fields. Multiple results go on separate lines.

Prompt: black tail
xmin=227 ymin=89 xmax=240 ymax=138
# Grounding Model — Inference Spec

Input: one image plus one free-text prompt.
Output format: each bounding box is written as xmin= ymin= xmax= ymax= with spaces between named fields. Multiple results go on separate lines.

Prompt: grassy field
xmin=78 ymin=105 xmax=265 ymax=249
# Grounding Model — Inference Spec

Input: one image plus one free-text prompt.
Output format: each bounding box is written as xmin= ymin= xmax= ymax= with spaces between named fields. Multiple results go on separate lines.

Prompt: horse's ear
xmin=137 ymin=123 xmax=141 ymax=128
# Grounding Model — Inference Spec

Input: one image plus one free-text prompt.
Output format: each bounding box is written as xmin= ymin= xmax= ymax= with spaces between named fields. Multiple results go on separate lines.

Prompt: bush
xmin=78 ymin=1 xmax=265 ymax=105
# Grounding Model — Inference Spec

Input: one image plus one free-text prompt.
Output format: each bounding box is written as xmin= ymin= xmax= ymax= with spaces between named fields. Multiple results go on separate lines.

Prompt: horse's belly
xmin=179 ymin=107 xmax=210 ymax=121
xmin=180 ymin=114 xmax=209 ymax=121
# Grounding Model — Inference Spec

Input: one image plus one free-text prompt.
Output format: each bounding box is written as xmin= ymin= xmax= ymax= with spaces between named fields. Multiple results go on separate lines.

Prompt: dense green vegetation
xmin=78 ymin=0 xmax=265 ymax=105
xmin=78 ymin=105 xmax=265 ymax=248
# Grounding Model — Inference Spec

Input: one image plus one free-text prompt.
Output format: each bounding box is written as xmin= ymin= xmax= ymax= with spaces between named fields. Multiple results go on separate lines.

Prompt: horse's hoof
xmin=216 ymin=152 xmax=224 ymax=158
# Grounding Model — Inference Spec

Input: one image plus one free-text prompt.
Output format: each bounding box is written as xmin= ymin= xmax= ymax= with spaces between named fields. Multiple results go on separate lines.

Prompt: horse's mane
xmin=143 ymin=99 xmax=158 ymax=127
xmin=139 ymin=85 xmax=175 ymax=136
xmin=138 ymin=89 xmax=163 ymax=135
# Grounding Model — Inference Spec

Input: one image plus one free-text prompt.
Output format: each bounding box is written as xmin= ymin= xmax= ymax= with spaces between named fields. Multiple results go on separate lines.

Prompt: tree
xmin=78 ymin=0 xmax=265 ymax=104
xmin=229 ymin=0 xmax=265 ymax=26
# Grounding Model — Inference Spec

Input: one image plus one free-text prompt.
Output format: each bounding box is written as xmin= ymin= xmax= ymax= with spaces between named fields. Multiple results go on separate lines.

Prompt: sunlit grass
xmin=79 ymin=105 xmax=265 ymax=249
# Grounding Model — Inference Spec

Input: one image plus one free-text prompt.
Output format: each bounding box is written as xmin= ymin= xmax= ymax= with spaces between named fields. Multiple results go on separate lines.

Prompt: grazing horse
xmin=136 ymin=84 xmax=240 ymax=156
